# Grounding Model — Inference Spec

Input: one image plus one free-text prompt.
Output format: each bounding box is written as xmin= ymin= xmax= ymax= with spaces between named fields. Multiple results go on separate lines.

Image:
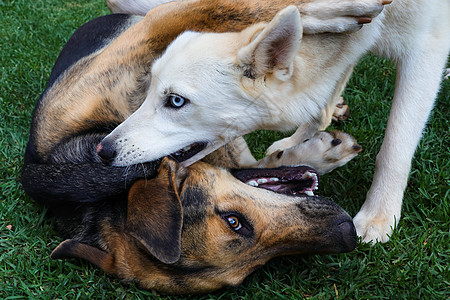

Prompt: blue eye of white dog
xmin=167 ymin=94 xmax=186 ymax=108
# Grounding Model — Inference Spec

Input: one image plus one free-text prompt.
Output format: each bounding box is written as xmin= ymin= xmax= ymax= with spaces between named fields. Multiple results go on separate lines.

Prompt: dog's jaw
xmin=178 ymin=140 xmax=229 ymax=167
xmin=231 ymin=165 xmax=319 ymax=196
xmin=169 ymin=142 xmax=208 ymax=163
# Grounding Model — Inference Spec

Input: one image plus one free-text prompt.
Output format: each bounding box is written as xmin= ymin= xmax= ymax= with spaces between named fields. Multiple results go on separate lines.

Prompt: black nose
xmin=337 ymin=219 xmax=357 ymax=251
xmin=96 ymin=141 xmax=117 ymax=162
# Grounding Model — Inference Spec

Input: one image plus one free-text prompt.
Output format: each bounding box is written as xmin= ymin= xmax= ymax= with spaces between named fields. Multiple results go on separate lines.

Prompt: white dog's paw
xmin=261 ymin=130 xmax=362 ymax=173
xmin=306 ymin=130 xmax=362 ymax=174
xmin=301 ymin=0 xmax=391 ymax=34
xmin=332 ymin=97 xmax=350 ymax=122
xmin=353 ymin=210 xmax=397 ymax=244
xmin=266 ymin=135 xmax=298 ymax=156
xmin=266 ymin=123 xmax=316 ymax=156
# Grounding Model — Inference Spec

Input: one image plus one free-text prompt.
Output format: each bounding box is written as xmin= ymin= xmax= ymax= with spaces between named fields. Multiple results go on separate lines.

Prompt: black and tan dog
xmin=51 ymin=157 xmax=356 ymax=294
xmin=20 ymin=1 xmax=365 ymax=294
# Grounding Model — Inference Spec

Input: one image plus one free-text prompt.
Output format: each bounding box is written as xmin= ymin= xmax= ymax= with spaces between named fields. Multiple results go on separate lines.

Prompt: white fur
xmin=103 ymin=0 xmax=450 ymax=243
xmin=254 ymin=130 xmax=362 ymax=174
xmin=107 ymin=0 xmax=179 ymax=14
xmin=106 ymin=0 xmax=385 ymax=34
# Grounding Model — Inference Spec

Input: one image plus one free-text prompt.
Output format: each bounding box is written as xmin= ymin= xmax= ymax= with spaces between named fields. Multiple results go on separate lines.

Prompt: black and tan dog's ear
xmin=51 ymin=239 xmax=115 ymax=273
xmin=126 ymin=157 xmax=188 ymax=264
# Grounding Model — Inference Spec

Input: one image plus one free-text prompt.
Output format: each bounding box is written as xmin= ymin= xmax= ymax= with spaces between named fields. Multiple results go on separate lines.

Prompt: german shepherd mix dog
xmin=51 ymin=157 xmax=357 ymax=294
xmin=98 ymin=0 xmax=450 ymax=243
xmin=21 ymin=1 xmax=372 ymax=293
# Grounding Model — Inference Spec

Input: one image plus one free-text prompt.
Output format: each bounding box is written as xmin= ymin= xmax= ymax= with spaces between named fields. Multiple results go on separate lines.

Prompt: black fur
xmin=48 ymin=14 xmax=133 ymax=89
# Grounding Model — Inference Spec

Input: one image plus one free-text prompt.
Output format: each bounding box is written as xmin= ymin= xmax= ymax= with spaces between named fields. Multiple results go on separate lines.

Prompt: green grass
xmin=1 ymin=0 xmax=449 ymax=298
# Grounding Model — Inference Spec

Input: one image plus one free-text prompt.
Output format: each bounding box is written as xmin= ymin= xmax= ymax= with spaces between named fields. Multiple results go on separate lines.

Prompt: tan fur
xmin=52 ymin=158 xmax=355 ymax=294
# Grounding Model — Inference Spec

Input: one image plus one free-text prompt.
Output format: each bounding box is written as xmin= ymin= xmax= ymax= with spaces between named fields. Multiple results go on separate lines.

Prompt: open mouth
xmin=170 ymin=142 xmax=208 ymax=162
xmin=231 ymin=166 xmax=319 ymax=196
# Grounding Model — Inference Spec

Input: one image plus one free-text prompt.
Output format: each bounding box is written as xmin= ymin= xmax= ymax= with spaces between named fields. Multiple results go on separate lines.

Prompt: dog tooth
xmin=270 ymin=177 xmax=279 ymax=182
xmin=247 ymin=180 xmax=258 ymax=187
xmin=257 ymin=178 xmax=268 ymax=184
xmin=305 ymin=190 xmax=314 ymax=196
xmin=302 ymin=171 xmax=312 ymax=179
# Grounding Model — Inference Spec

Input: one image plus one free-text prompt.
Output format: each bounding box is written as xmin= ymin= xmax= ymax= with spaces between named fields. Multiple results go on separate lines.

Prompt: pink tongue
xmin=260 ymin=184 xmax=285 ymax=192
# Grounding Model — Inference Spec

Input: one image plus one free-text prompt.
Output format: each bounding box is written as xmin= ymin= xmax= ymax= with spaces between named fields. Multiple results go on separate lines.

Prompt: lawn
xmin=1 ymin=0 xmax=449 ymax=299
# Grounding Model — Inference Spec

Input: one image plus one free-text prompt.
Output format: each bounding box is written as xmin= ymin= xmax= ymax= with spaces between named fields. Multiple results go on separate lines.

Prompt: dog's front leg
xmin=266 ymin=62 xmax=355 ymax=156
xmin=203 ymin=131 xmax=361 ymax=173
xmin=265 ymin=123 xmax=318 ymax=156
xmin=353 ymin=40 xmax=450 ymax=244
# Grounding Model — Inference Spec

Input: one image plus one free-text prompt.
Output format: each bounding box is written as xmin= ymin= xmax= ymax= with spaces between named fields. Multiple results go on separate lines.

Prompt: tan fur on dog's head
xmin=52 ymin=158 xmax=356 ymax=294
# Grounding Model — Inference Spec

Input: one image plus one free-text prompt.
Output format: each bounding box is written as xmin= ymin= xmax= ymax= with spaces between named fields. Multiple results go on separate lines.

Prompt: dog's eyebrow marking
xmin=226 ymin=239 xmax=242 ymax=249
xmin=181 ymin=187 xmax=208 ymax=226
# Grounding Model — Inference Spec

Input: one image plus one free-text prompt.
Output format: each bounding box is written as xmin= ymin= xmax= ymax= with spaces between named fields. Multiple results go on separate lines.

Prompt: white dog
xmin=100 ymin=0 xmax=450 ymax=243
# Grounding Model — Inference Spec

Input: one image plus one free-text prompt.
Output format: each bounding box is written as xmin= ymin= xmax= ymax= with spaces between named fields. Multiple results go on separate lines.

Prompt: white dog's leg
xmin=256 ymin=131 xmax=362 ymax=174
xmin=266 ymin=79 xmax=353 ymax=157
xmin=107 ymin=0 xmax=180 ymax=14
xmin=301 ymin=0 xmax=388 ymax=34
xmin=354 ymin=43 xmax=450 ymax=244
xmin=107 ymin=0 xmax=388 ymax=34
xmin=265 ymin=123 xmax=317 ymax=156
xmin=267 ymin=60 xmax=354 ymax=156
xmin=206 ymin=130 xmax=361 ymax=173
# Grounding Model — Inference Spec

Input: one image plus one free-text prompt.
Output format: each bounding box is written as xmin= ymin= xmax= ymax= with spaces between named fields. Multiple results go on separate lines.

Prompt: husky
xmin=98 ymin=0 xmax=450 ymax=243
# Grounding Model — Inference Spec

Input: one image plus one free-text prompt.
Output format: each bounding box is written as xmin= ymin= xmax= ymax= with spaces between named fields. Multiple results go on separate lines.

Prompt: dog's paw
xmin=302 ymin=0 xmax=390 ymax=34
xmin=353 ymin=184 xmax=403 ymax=244
xmin=353 ymin=209 xmax=397 ymax=244
xmin=262 ymin=130 xmax=362 ymax=174
xmin=305 ymin=130 xmax=362 ymax=174
xmin=266 ymin=136 xmax=298 ymax=157
xmin=332 ymin=97 xmax=350 ymax=122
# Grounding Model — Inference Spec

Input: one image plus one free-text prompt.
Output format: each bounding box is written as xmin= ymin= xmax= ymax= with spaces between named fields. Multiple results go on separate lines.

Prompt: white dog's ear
xmin=237 ymin=6 xmax=302 ymax=81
